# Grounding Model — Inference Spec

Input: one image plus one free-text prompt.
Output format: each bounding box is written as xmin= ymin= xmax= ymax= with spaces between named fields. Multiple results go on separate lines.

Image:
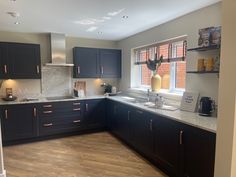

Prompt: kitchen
xmin=0 ymin=1 xmax=235 ymax=176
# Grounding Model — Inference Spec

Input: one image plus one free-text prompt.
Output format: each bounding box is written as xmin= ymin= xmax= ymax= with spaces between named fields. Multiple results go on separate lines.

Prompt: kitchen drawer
xmin=39 ymin=115 xmax=84 ymax=136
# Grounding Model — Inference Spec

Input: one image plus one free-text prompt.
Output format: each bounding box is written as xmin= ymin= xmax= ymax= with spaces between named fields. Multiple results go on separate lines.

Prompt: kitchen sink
xmin=121 ymin=96 xmax=148 ymax=103
xmin=144 ymin=102 xmax=179 ymax=111
xmin=46 ymin=96 xmax=75 ymax=101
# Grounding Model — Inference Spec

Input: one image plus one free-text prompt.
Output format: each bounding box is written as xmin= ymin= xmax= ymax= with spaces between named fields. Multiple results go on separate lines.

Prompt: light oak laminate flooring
xmin=3 ymin=132 xmax=168 ymax=177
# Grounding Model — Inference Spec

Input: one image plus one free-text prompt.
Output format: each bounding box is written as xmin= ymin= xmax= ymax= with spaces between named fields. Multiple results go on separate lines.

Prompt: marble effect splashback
xmin=41 ymin=66 xmax=72 ymax=97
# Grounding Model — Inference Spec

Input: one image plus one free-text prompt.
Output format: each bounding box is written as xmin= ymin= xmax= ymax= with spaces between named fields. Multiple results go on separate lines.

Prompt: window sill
xmin=129 ymin=87 xmax=183 ymax=101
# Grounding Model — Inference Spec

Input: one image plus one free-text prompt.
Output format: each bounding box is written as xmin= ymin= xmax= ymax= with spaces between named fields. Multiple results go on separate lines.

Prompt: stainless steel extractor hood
xmin=46 ymin=33 xmax=74 ymax=67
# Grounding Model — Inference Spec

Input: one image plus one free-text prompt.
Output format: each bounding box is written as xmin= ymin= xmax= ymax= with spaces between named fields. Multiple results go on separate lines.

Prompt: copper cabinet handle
xmin=4 ymin=65 xmax=7 ymax=74
xmin=36 ymin=65 xmax=40 ymax=74
xmin=73 ymin=120 xmax=81 ymax=123
xmin=73 ymin=108 xmax=80 ymax=111
xmin=43 ymin=123 xmax=53 ymax=127
xmin=86 ymin=103 xmax=89 ymax=112
xmin=33 ymin=107 xmax=37 ymax=117
xmin=150 ymin=119 xmax=153 ymax=131
xmin=43 ymin=111 xmax=53 ymax=114
xmin=136 ymin=110 xmax=143 ymax=114
xmin=73 ymin=103 xmax=80 ymax=106
xmin=43 ymin=105 xmax=52 ymax=108
xmin=179 ymin=130 xmax=184 ymax=145
xmin=77 ymin=66 xmax=80 ymax=74
xmin=5 ymin=109 xmax=8 ymax=119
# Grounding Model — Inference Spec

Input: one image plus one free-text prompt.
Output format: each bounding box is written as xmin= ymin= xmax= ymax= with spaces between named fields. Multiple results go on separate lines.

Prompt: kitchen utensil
xmin=199 ymin=97 xmax=213 ymax=116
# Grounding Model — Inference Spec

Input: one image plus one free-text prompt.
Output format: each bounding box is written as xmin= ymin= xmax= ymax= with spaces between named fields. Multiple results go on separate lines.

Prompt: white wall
xmin=117 ymin=3 xmax=221 ymax=102
xmin=0 ymin=32 xmax=119 ymax=98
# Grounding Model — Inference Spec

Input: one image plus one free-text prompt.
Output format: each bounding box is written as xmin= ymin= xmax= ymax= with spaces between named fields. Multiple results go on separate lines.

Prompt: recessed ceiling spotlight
xmin=7 ymin=12 xmax=20 ymax=18
xmin=14 ymin=21 xmax=20 ymax=25
xmin=10 ymin=0 xmax=17 ymax=2
xmin=98 ymin=31 xmax=103 ymax=35
xmin=122 ymin=15 xmax=129 ymax=19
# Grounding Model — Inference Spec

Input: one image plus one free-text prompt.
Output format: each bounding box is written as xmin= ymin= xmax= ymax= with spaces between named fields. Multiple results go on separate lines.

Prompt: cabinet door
xmin=73 ymin=47 xmax=100 ymax=78
xmin=8 ymin=43 xmax=41 ymax=79
xmin=130 ymin=109 xmax=153 ymax=156
xmin=100 ymin=49 xmax=121 ymax=78
xmin=182 ymin=125 xmax=216 ymax=177
xmin=84 ymin=99 xmax=105 ymax=129
xmin=153 ymin=116 xmax=181 ymax=176
xmin=0 ymin=43 xmax=9 ymax=79
xmin=1 ymin=104 xmax=38 ymax=141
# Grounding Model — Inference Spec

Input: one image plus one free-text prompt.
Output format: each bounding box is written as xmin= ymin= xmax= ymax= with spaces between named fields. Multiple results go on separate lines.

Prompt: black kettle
xmin=199 ymin=97 xmax=213 ymax=116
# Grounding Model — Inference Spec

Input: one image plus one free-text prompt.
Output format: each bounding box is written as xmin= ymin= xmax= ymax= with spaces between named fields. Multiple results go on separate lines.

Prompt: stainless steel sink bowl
xmin=46 ymin=96 xmax=75 ymax=101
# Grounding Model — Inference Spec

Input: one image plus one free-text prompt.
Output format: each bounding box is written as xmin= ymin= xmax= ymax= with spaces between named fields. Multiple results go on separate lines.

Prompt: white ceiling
xmin=0 ymin=0 xmax=220 ymax=41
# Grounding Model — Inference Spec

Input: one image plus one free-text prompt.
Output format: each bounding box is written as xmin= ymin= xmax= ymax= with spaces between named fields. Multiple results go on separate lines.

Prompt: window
xmin=134 ymin=37 xmax=187 ymax=93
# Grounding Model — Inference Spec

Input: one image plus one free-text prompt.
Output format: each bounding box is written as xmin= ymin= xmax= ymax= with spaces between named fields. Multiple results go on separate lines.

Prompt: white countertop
xmin=0 ymin=95 xmax=105 ymax=105
xmin=107 ymin=96 xmax=217 ymax=133
xmin=0 ymin=95 xmax=217 ymax=133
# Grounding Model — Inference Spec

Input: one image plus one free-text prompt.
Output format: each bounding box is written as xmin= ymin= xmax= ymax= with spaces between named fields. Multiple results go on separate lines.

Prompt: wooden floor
xmin=3 ymin=132 xmax=167 ymax=177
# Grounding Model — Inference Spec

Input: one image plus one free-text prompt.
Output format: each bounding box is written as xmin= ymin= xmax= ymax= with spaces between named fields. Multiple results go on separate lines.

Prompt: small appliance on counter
xmin=74 ymin=81 xmax=86 ymax=97
xmin=2 ymin=88 xmax=17 ymax=101
xmin=198 ymin=97 xmax=214 ymax=116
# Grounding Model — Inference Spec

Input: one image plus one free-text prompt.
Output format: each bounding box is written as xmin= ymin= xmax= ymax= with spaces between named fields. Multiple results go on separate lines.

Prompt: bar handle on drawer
xmin=179 ymin=130 xmax=184 ymax=145
xmin=43 ymin=105 xmax=52 ymax=108
xmin=73 ymin=108 xmax=80 ymax=111
xmin=43 ymin=111 xmax=53 ymax=114
xmin=4 ymin=65 xmax=7 ymax=74
xmin=136 ymin=110 xmax=143 ymax=114
xmin=73 ymin=103 xmax=80 ymax=106
xmin=33 ymin=107 xmax=37 ymax=118
xmin=44 ymin=123 xmax=53 ymax=127
xmin=5 ymin=109 xmax=8 ymax=119
xmin=73 ymin=120 xmax=81 ymax=123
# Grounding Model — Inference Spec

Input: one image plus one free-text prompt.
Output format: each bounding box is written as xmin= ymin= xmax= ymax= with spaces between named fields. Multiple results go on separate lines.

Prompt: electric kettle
xmin=199 ymin=97 xmax=213 ymax=116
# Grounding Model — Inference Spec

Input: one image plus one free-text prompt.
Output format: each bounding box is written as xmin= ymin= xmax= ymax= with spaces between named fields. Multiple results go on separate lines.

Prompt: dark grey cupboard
xmin=73 ymin=47 xmax=121 ymax=78
xmin=0 ymin=42 xmax=41 ymax=79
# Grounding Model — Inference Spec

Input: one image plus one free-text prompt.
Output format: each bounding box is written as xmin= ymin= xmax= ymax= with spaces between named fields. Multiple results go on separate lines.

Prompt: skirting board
xmin=0 ymin=170 xmax=6 ymax=177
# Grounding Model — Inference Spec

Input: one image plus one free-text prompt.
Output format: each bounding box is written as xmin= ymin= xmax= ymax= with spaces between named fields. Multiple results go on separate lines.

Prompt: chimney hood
xmin=46 ymin=33 xmax=74 ymax=67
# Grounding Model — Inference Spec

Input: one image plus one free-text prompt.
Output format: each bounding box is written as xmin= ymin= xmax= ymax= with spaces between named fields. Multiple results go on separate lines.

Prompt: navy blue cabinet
xmin=0 ymin=42 xmax=41 ymax=79
xmin=100 ymin=49 xmax=121 ymax=78
xmin=39 ymin=101 xmax=85 ymax=136
xmin=84 ymin=99 xmax=106 ymax=129
xmin=73 ymin=47 xmax=121 ymax=78
xmin=1 ymin=104 xmax=38 ymax=141
xmin=73 ymin=47 xmax=100 ymax=78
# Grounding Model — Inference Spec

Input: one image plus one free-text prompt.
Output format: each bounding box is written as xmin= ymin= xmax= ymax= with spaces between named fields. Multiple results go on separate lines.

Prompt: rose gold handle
xmin=4 ymin=65 xmax=7 ymax=74
xmin=77 ymin=66 xmax=80 ymax=74
xmin=86 ymin=104 xmax=89 ymax=112
xmin=33 ymin=107 xmax=37 ymax=117
xmin=43 ymin=111 xmax=53 ymax=114
xmin=73 ymin=108 xmax=80 ymax=111
xmin=73 ymin=120 xmax=81 ymax=123
xmin=43 ymin=123 xmax=53 ymax=127
xmin=36 ymin=65 xmax=40 ymax=74
xmin=43 ymin=105 xmax=52 ymax=108
xmin=179 ymin=130 xmax=184 ymax=145
xmin=5 ymin=109 xmax=8 ymax=119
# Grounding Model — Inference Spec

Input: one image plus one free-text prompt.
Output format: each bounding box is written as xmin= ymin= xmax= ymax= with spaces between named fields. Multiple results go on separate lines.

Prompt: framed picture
xmin=180 ymin=92 xmax=199 ymax=112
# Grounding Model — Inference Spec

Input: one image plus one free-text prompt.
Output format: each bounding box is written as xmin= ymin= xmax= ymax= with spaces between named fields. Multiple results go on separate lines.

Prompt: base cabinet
xmin=1 ymin=104 xmax=38 ymax=141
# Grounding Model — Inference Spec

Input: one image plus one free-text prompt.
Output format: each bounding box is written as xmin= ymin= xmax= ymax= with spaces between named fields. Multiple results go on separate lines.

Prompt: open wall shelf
xmin=187 ymin=45 xmax=220 ymax=52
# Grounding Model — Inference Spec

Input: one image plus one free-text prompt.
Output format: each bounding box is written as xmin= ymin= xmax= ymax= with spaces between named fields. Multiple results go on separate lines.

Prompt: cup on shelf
xmin=205 ymin=57 xmax=214 ymax=71
xmin=197 ymin=58 xmax=205 ymax=71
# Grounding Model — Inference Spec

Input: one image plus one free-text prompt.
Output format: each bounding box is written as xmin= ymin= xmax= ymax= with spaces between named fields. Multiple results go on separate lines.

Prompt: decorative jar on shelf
xmin=151 ymin=73 xmax=161 ymax=92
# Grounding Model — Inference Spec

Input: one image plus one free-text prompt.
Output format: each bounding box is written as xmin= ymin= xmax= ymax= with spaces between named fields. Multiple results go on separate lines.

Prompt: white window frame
xmin=133 ymin=36 xmax=187 ymax=95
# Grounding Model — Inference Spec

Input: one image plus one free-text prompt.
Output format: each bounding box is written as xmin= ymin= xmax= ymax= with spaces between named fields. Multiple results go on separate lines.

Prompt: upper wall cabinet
xmin=0 ymin=42 xmax=41 ymax=79
xmin=73 ymin=47 xmax=121 ymax=78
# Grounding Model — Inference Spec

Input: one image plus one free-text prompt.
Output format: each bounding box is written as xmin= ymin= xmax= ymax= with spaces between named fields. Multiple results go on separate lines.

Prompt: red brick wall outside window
xmin=139 ymin=41 xmax=186 ymax=90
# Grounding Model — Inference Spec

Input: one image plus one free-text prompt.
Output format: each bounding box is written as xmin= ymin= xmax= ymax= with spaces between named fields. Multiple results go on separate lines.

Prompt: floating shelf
xmin=186 ymin=71 xmax=219 ymax=74
xmin=187 ymin=45 xmax=220 ymax=52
